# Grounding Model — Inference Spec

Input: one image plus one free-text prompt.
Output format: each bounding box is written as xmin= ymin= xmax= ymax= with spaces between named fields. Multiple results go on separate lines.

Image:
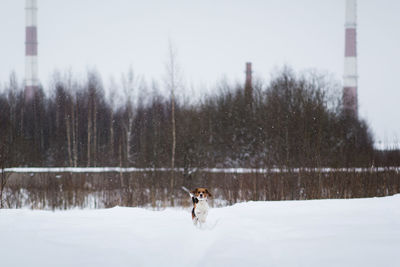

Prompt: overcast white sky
xmin=0 ymin=0 xmax=399 ymax=147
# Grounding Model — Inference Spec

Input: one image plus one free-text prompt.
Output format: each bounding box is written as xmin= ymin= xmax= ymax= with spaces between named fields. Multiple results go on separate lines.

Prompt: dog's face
xmin=191 ymin=187 xmax=212 ymax=200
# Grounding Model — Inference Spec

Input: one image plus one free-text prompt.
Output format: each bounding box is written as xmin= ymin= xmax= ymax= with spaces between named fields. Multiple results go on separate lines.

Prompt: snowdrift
xmin=1 ymin=195 xmax=399 ymax=267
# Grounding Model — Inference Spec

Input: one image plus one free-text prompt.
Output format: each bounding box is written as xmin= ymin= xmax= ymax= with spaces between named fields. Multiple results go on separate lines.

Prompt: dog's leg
xmin=192 ymin=207 xmax=198 ymax=226
xmin=191 ymin=207 xmax=196 ymax=219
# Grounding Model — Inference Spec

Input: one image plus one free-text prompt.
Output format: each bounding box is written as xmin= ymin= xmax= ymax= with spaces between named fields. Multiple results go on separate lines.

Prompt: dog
xmin=191 ymin=187 xmax=212 ymax=226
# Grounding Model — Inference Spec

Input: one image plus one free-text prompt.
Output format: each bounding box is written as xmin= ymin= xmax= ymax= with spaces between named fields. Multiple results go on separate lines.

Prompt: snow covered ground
xmin=1 ymin=195 xmax=399 ymax=267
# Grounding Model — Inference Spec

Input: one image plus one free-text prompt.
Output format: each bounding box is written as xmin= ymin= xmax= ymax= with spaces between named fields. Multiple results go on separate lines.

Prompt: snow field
xmin=1 ymin=195 xmax=399 ymax=267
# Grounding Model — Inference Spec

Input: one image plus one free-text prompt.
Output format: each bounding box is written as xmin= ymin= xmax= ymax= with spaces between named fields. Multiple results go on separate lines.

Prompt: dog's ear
xmin=191 ymin=188 xmax=197 ymax=195
xmin=206 ymin=189 xmax=212 ymax=197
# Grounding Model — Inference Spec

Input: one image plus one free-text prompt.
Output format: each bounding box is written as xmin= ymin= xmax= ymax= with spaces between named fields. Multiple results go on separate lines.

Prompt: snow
xmin=1 ymin=195 xmax=400 ymax=267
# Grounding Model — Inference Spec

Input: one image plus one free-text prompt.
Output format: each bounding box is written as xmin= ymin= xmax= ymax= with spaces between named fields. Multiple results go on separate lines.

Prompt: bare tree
xmin=0 ymin=171 xmax=8 ymax=209
xmin=63 ymin=75 xmax=74 ymax=167
xmin=165 ymin=40 xmax=182 ymax=206
xmin=0 ymin=143 xmax=10 ymax=208
xmin=87 ymin=90 xmax=92 ymax=167
xmin=86 ymin=72 xmax=103 ymax=167
xmin=108 ymin=78 xmax=118 ymax=164
xmin=121 ymin=67 xmax=141 ymax=166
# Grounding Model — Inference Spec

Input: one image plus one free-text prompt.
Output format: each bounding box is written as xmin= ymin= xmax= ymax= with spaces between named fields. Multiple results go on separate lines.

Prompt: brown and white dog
xmin=191 ymin=187 xmax=212 ymax=226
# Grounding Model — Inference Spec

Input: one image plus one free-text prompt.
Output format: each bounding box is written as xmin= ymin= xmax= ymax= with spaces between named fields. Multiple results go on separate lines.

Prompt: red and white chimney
xmin=245 ymin=62 xmax=253 ymax=105
xmin=25 ymin=0 xmax=39 ymax=101
xmin=245 ymin=62 xmax=252 ymax=90
xmin=343 ymin=0 xmax=358 ymax=116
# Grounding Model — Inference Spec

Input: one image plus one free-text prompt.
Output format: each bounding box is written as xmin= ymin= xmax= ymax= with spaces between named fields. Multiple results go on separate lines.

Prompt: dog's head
xmin=191 ymin=187 xmax=212 ymax=201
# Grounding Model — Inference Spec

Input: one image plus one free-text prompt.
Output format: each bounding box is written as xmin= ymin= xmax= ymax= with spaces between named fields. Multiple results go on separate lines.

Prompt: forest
xmin=2 ymin=67 xmax=400 ymax=209
xmin=1 ymin=67 xmax=399 ymax=170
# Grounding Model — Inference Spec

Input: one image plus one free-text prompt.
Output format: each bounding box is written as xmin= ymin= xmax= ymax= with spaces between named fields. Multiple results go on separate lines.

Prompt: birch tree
xmin=121 ymin=67 xmax=141 ymax=166
xmin=165 ymin=40 xmax=182 ymax=206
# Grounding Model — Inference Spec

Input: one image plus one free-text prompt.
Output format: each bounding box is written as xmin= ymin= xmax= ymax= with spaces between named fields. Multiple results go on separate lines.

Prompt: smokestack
xmin=25 ymin=0 xmax=39 ymax=101
xmin=343 ymin=0 xmax=358 ymax=116
xmin=245 ymin=62 xmax=252 ymax=105
xmin=245 ymin=62 xmax=252 ymax=89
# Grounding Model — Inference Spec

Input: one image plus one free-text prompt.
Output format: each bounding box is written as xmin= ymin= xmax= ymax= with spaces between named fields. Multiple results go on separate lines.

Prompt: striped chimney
xmin=25 ymin=0 xmax=39 ymax=101
xmin=245 ymin=62 xmax=252 ymax=89
xmin=245 ymin=62 xmax=253 ymax=105
xmin=343 ymin=0 xmax=358 ymax=116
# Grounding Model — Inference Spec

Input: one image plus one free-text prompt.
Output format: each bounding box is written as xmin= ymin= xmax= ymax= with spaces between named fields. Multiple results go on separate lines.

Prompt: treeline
xmin=5 ymin=170 xmax=400 ymax=209
xmin=0 ymin=68 xmax=395 ymax=169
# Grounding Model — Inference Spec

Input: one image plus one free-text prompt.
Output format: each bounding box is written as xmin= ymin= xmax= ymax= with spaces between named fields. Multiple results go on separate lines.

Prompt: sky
xmin=0 ymin=0 xmax=399 ymax=147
